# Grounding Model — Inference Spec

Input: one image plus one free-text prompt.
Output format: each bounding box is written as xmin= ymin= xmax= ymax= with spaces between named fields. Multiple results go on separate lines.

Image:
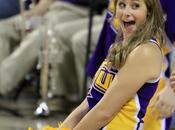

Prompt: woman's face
xmin=116 ymin=0 xmax=148 ymax=39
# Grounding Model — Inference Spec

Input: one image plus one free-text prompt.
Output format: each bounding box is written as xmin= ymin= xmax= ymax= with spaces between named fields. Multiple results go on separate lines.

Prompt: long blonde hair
xmin=107 ymin=0 xmax=165 ymax=69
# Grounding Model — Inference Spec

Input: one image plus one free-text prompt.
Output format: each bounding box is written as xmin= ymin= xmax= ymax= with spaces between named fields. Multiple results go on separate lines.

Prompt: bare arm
xmin=58 ymin=99 xmax=89 ymax=129
xmin=73 ymin=43 xmax=162 ymax=130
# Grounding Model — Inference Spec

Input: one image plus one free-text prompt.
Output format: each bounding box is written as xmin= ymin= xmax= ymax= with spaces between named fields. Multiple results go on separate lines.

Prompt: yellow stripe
xmin=105 ymin=97 xmax=140 ymax=130
xmin=143 ymin=79 xmax=165 ymax=130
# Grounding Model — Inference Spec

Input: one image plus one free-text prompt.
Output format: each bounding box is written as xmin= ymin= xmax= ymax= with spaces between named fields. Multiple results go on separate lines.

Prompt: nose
xmin=123 ymin=6 xmax=132 ymax=17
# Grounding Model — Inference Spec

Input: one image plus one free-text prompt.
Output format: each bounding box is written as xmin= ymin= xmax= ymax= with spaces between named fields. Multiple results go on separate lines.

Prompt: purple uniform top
xmin=87 ymin=1 xmax=173 ymax=129
xmin=86 ymin=38 xmax=160 ymax=130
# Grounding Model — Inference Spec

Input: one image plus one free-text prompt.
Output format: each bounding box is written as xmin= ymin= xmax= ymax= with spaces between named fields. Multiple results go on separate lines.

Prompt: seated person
xmin=0 ymin=0 xmax=89 ymax=97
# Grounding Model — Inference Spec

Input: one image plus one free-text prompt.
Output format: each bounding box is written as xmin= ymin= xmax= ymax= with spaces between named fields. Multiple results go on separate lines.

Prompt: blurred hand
xmin=152 ymin=86 xmax=175 ymax=119
xmin=171 ymin=41 xmax=175 ymax=92
xmin=170 ymin=70 xmax=175 ymax=92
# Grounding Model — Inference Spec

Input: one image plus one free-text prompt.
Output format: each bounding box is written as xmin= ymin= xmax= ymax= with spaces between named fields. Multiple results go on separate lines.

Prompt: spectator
xmin=0 ymin=0 xmax=100 ymax=102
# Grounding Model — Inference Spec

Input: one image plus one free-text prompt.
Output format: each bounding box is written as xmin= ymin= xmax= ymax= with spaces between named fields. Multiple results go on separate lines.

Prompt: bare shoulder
xmin=128 ymin=42 xmax=162 ymax=63
xmin=125 ymin=42 xmax=163 ymax=80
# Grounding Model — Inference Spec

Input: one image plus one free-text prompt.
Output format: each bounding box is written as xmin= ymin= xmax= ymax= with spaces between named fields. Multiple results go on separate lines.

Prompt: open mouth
xmin=123 ymin=21 xmax=135 ymax=26
xmin=123 ymin=20 xmax=136 ymax=33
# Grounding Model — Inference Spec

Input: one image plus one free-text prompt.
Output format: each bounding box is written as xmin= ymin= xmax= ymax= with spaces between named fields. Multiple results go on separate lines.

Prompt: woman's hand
xmin=170 ymin=70 xmax=175 ymax=92
xmin=152 ymin=86 xmax=175 ymax=119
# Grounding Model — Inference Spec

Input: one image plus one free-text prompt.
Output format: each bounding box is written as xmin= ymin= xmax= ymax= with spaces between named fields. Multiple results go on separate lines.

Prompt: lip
xmin=122 ymin=21 xmax=136 ymax=33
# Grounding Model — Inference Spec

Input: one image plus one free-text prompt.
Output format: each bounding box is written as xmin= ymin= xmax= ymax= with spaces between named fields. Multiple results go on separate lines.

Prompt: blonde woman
xmin=58 ymin=0 xmax=164 ymax=129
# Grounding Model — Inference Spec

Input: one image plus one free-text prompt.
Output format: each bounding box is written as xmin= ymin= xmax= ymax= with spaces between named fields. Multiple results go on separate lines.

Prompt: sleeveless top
xmin=86 ymin=38 xmax=161 ymax=130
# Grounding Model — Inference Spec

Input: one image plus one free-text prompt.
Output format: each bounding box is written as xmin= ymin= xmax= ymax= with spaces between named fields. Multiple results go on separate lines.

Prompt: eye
xmin=132 ymin=3 xmax=140 ymax=9
xmin=118 ymin=2 xmax=126 ymax=9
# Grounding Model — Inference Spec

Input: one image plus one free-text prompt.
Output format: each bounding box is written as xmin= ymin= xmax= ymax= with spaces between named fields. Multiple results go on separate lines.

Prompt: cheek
xmin=136 ymin=13 xmax=147 ymax=25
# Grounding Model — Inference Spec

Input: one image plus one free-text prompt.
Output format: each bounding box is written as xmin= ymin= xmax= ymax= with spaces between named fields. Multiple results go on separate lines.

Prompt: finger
xmin=170 ymin=107 xmax=175 ymax=116
xmin=158 ymin=113 xmax=165 ymax=119
xmin=173 ymin=108 xmax=175 ymax=115
xmin=158 ymin=104 xmax=168 ymax=119
xmin=165 ymin=106 xmax=173 ymax=117
xmin=158 ymin=105 xmax=174 ymax=119
xmin=170 ymin=77 xmax=175 ymax=83
xmin=171 ymin=71 xmax=175 ymax=76
xmin=170 ymin=74 xmax=175 ymax=80
xmin=170 ymin=81 xmax=175 ymax=85
xmin=170 ymin=81 xmax=175 ymax=89
xmin=152 ymin=96 xmax=162 ymax=114
xmin=173 ymin=87 xmax=175 ymax=93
